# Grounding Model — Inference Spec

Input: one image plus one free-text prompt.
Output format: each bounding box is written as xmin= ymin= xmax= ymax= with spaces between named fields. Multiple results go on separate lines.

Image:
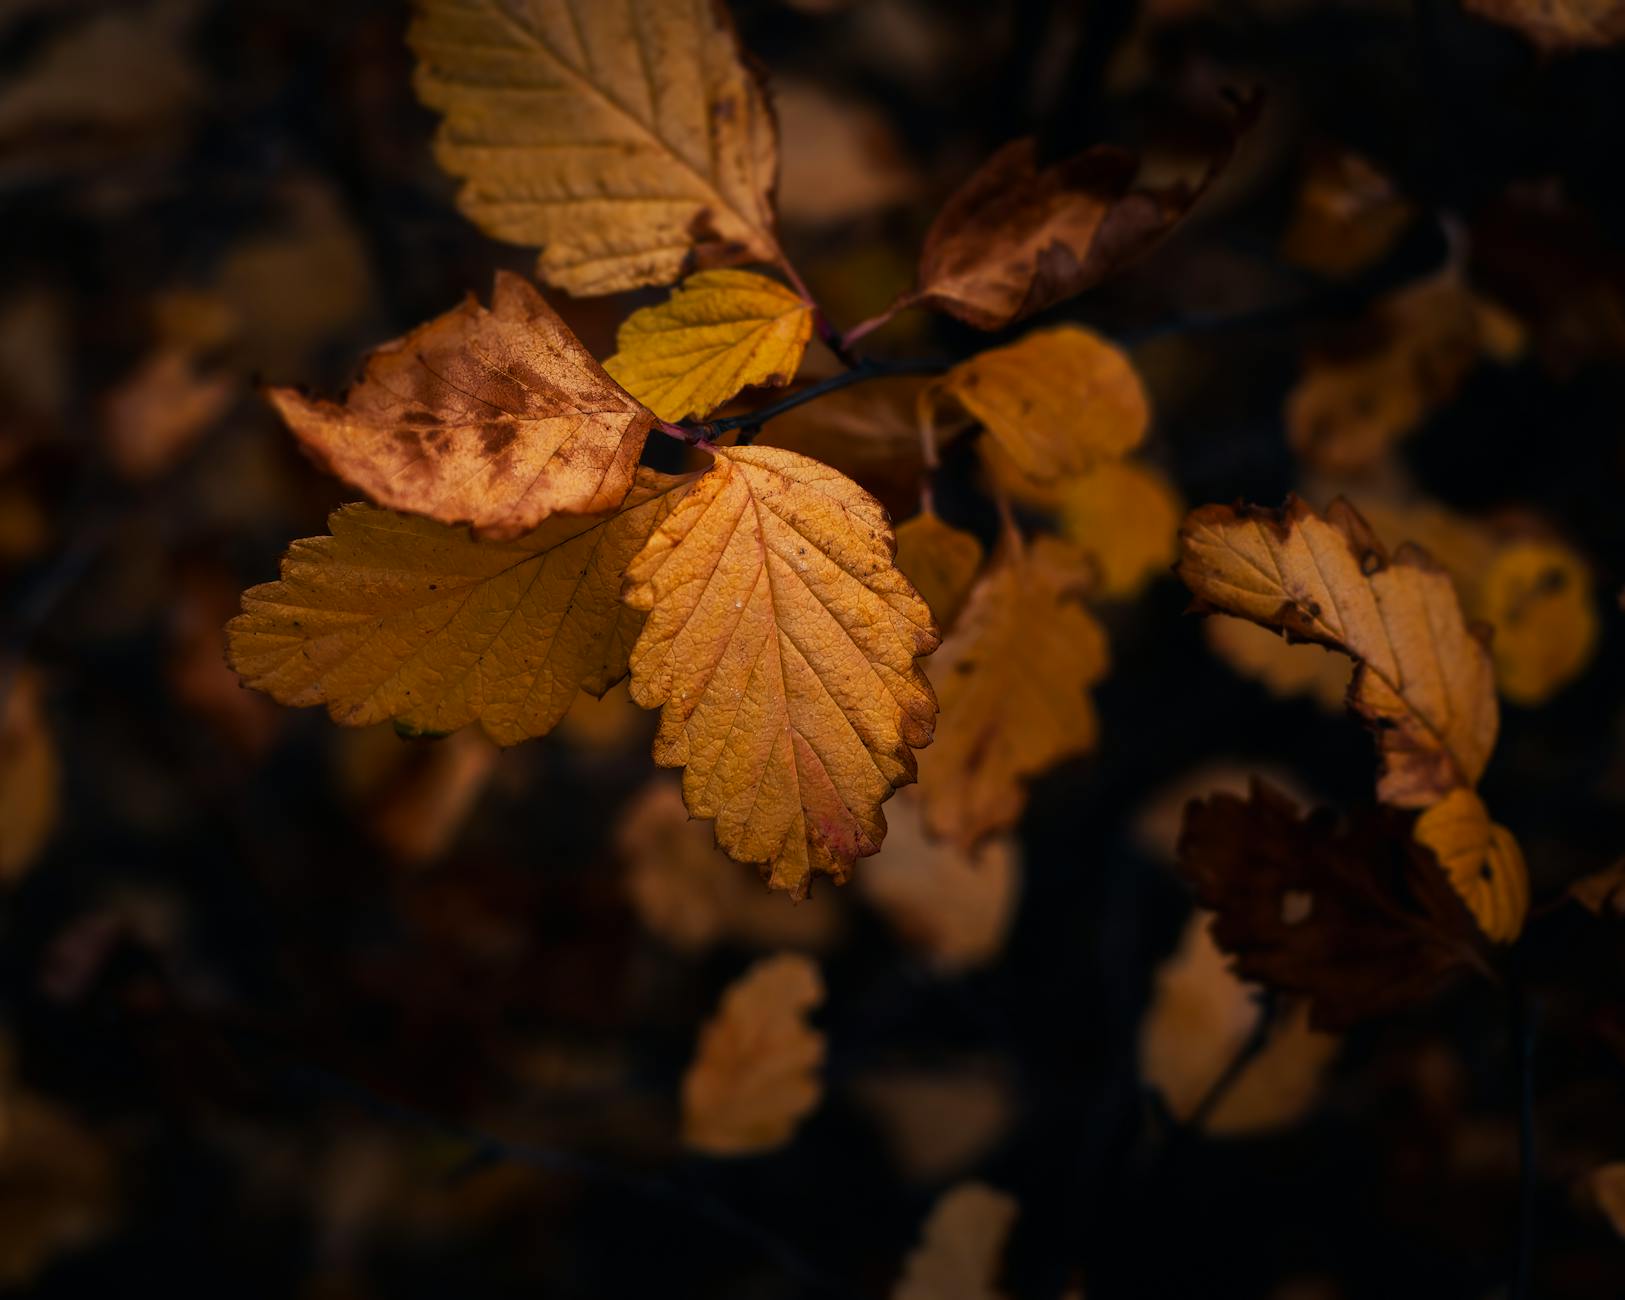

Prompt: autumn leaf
xmin=102 ymin=346 xmax=234 ymax=481
xmin=0 ymin=670 xmax=59 ymax=885
xmin=1412 ymin=789 xmax=1529 ymax=944
xmin=681 ymin=953 xmax=825 ymax=1156
xmin=937 ymin=326 xmax=1148 ymax=483
xmin=893 ymin=511 xmax=984 ymax=631
xmin=622 ymin=445 xmax=939 ymax=898
xmin=1178 ymin=781 xmax=1483 ymax=1030
xmin=227 ymin=470 xmax=691 ymax=746
xmin=1056 ymin=458 xmax=1182 ymax=599
xmin=269 ymin=272 xmax=655 ymax=539
xmin=917 ymin=538 xmax=1108 ymax=849
xmin=409 ymin=0 xmax=780 ymax=294
xmin=604 ymin=270 xmax=812 ymax=422
xmin=1464 ymin=0 xmax=1625 ymax=50
xmin=1280 ymin=149 xmax=1412 ymax=279
xmin=894 ymin=1182 xmax=1018 ymax=1300
xmin=1178 ymin=495 xmax=1497 ymax=810
xmin=1477 ymin=538 xmax=1599 ymax=706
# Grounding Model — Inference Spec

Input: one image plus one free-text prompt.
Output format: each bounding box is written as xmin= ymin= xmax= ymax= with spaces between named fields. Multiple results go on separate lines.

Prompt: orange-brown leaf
xmin=269 ymin=272 xmax=654 ymax=539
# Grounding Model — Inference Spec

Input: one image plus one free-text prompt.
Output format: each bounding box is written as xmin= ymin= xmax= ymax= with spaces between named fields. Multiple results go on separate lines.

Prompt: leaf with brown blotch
xmin=916 ymin=538 xmax=1108 ymax=850
xmin=269 ymin=273 xmax=655 ymax=539
xmin=1177 ymin=495 xmax=1497 ymax=809
xmin=622 ymin=445 xmax=939 ymax=899
xmin=894 ymin=511 xmax=984 ymax=632
xmin=680 ymin=953 xmax=825 ymax=1156
xmin=409 ymin=0 xmax=780 ymax=295
xmin=1177 ymin=780 xmax=1484 ymax=1030
xmin=604 ymin=270 xmax=812 ymax=422
xmin=939 ymin=326 xmax=1148 ymax=483
xmin=893 ymin=1182 xmax=1018 ymax=1300
xmin=1464 ymin=0 xmax=1625 ymax=50
xmin=228 ymin=470 xmax=691 ymax=746
xmin=1412 ymin=789 xmax=1529 ymax=944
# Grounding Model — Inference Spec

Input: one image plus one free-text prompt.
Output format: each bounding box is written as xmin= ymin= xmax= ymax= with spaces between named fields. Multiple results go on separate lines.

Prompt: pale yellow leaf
xmin=623 ymin=445 xmax=939 ymax=898
xmin=0 ymin=670 xmax=58 ymax=885
xmin=940 ymin=326 xmax=1148 ymax=483
xmin=228 ymin=470 xmax=691 ymax=746
xmin=917 ymin=538 xmax=1109 ymax=848
xmin=1057 ymin=459 xmax=1182 ymax=599
xmin=681 ymin=953 xmax=825 ymax=1155
xmin=894 ymin=1182 xmax=1018 ymax=1300
xmin=893 ymin=511 xmax=984 ymax=631
xmin=1412 ymin=789 xmax=1530 ymax=943
xmin=1178 ymin=496 xmax=1497 ymax=809
xmin=410 ymin=0 xmax=780 ymax=294
xmin=604 ymin=270 xmax=812 ymax=421
xmin=269 ymin=272 xmax=655 ymax=538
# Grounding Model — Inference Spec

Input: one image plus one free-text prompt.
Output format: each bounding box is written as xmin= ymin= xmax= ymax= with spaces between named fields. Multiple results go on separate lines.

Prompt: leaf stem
xmin=776 ymin=253 xmax=860 ymax=370
xmin=685 ymin=356 xmax=950 ymax=445
xmin=840 ymin=296 xmax=913 ymax=350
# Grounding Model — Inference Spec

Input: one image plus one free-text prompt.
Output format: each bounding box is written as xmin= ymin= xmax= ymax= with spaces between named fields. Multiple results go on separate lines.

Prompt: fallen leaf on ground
xmin=605 ymin=270 xmax=812 ymax=422
xmin=681 ymin=953 xmax=825 ymax=1155
xmin=0 ymin=670 xmax=58 ymax=885
xmin=1178 ymin=781 xmax=1482 ymax=1029
xmin=410 ymin=0 xmax=780 ymax=294
xmin=623 ymin=446 xmax=939 ymax=898
xmin=894 ymin=512 xmax=984 ymax=631
xmin=1412 ymin=789 xmax=1529 ymax=944
xmin=1057 ymin=459 xmax=1182 ymax=599
xmin=228 ymin=470 xmax=690 ymax=745
xmin=269 ymin=272 xmax=656 ymax=538
xmin=893 ymin=1182 xmax=1018 ymax=1300
xmin=917 ymin=538 xmax=1108 ymax=849
xmin=937 ymin=327 xmax=1148 ymax=483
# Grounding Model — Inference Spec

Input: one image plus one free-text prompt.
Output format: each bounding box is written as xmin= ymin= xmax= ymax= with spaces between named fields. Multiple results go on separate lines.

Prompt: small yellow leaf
xmin=0 ymin=670 xmax=59 ymax=885
xmin=605 ymin=270 xmax=813 ymax=422
xmin=409 ymin=0 xmax=780 ymax=294
xmin=269 ymin=273 xmax=655 ymax=539
xmin=894 ymin=1182 xmax=1018 ymax=1300
xmin=623 ymin=445 xmax=940 ymax=898
xmin=1478 ymin=539 xmax=1599 ymax=707
xmin=1057 ymin=459 xmax=1183 ymax=599
xmin=1413 ymin=789 xmax=1530 ymax=944
xmin=917 ymin=538 xmax=1109 ymax=848
xmin=939 ymin=326 xmax=1148 ymax=483
xmin=228 ymin=470 xmax=691 ymax=746
xmin=894 ymin=511 xmax=985 ymax=631
xmin=681 ymin=954 xmax=825 ymax=1156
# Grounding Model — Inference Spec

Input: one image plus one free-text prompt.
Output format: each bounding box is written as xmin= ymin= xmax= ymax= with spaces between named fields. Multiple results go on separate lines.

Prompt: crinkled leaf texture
xmin=622 ymin=445 xmax=939 ymax=899
xmin=410 ymin=0 xmax=780 ymax=294
xmin=227 ymin=470 xmax=691 ymax=746
xmin=270 ymin=273 xmax=654 ymax=539
xmin=605 ymin=269 xmax=812 ymax=421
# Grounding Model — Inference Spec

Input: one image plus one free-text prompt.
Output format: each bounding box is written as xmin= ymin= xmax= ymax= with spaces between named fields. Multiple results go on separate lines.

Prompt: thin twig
xmin=1187 ymin=994 xmax=1276 ymax=1133
xmin=776 ymin=253 xmax=860 ymax=370
xmin=686 ymin=356 xmax=950 ymax=445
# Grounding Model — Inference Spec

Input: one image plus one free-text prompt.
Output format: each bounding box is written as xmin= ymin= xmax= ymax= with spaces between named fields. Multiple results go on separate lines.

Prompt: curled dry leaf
xmin=938 ymin=326 xmax=1148 ymax=483
xmin=605 ymin=270 xmax=812 ymax=422
xmin=917 ymin=538 xmax=1108 ymax=849
xmin=409 ymin=0 xmax=780 ymax=295
xmin=858 ymin=790 xmax=1020 ymax=972
xmin=622 ymin=446 xmax=939 ymax=899
xmin=894 ymin=511 xmax=985 ymax=632
xmin=681 ymin=953 xmax=825 ymax=1156
xmin=1464 ymin=0 xmax=1625 ymax=50
xmin=1412 ymin=789 xmax=1529 ymax=944
xmin=0 ymin=670 xmax=58 ymax=884
xmin=1178 ymin=781 xmax=1482 ymax=1030
xmin=893 ymin=1182 xmax=1018 ymax=1300
xmin=1178 ymin=495 xmax=1497 ymax=810
xmin=1141 ymin=914 xmax=1338 ymax=1136
xmin=617 ymin=779 xmax=840 ymax=953
xmin=1057 ymin=459 xmax=1182 ymax=599
xmin=269 ymin=273 xmax=655 ymax=539
xmin=228 ymin=470 xmax=690 ymax=746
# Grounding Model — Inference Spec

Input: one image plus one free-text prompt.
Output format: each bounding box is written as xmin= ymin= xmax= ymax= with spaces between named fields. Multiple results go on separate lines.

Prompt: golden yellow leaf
xmin=269 ymin=273 xmax=655 ymax=539
xmin=681 ymin=953 xmax=825 ymax=1155
xmin=617 ymin=779 xmax=841 ymax=953
xmin=228 ymin=470 xmax=691 ymax=746
xmin=0 ymin=670 xmax=58 ymax=885
xmin=894 ymin=511 xmax=985 ymax=631
xmin=622 ymin=445 xmax=940 ymax=898
xmin=894 ymin=1182 xmax=1018 ymax=1300
xmin=1203 ymin=615 xmax=1351 ymax=712
xmin=858 ymin=790 xmax=1020 ymax=971
xmin=1057 ymin=459 xmax=1182 ymax=599
xmin=917 ymin=538 xmax=1109 ymax=849
xmin=938 ymin=326 xmax=1148 ymax=483
xmin=1478 ymin=539 xmax=1599 ymax=706
xmin=1412 ymin=789 xmax=1529 ymax=944
xmin=604 ymin=270 xmax=812 ymax=421
xmin=409 ymin=0 xmax=780 ymax=295
xmin=1140 ymin=914 xmax=1339 ymax=1136
xmin=1178 ymin=497 xmax=1497 ymax=809
xmin=1464 ymin=0 xmax=1625 ymax=50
